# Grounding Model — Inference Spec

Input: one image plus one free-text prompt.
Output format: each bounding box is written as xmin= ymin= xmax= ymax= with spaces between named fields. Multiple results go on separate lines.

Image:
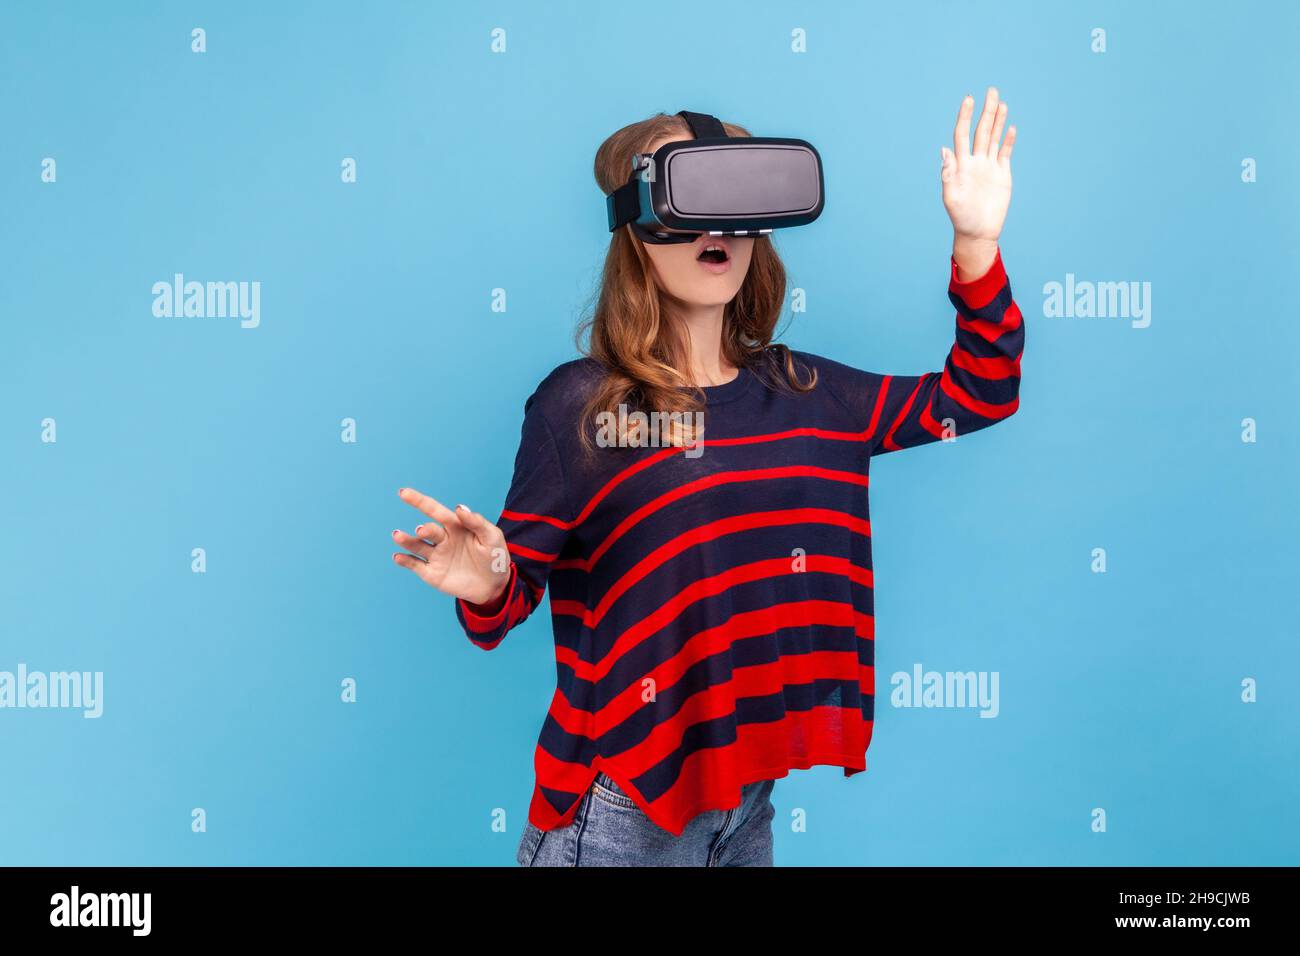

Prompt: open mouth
xmin=696 ymin=243 xmax=730 ymax=265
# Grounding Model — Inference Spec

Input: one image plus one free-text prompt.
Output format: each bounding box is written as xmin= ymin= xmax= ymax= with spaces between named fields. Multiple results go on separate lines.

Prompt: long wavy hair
xmin=577 ymin=112 xmax=816 ymax=452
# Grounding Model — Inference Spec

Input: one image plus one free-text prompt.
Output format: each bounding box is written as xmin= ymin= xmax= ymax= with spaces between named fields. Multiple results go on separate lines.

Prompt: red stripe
xmin=506 ymin=541 xmax=561 ymax=564
xmin=531 ymin=712 xmax=872 ymax=835
xmin=592 ymin=599 xmax=874 ymax=738
xmin=504 ymin=427 xmax=872 ymax=534
xmin=948 ymin=247 xmax=1008 ymax=309
xmin=457 ymin=564 xmax=525 ymax=644
xmin=882 ymin=375 xmax=931 ymax=452
xmin=530 ymin=733 xmax=597 ymax=800
xmin=633 ymin=712 xmax=871 ymax=836
xmin=865 ymin=374 xmax=891 ymax=440
xmin=603 ymin=652 xmax=871 ymax=778
xmin=503 ymin=446 xmax=678 ymax=531
xmin=552 ymin=555 xmax=873 ymax=682
xmin=704 ymin=425 xmax=866 ymax=447
xmin=559 ymin=466 xmax=869 ymax=572
xmin=918 ymin=396 xmax=948 ymax=440
xmin=949 ymin=344 xmax=1019 ymax=380
xmin=558 ymin=511 xmax=871 ymax=629
xmin=956 ymin=298 xmax=1022 ymax=344
xmin=939 ymin=368 xmax=1019 ymax=419
xmin=498 ymin=508 xmax=571 ymax=531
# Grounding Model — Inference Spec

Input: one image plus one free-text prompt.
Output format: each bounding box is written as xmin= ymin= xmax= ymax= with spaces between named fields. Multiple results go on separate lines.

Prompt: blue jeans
xmin=516 ymin=771 xmax=776 ymax=867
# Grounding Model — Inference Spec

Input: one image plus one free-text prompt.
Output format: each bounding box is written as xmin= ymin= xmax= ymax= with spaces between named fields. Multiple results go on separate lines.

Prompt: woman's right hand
xmin=391 ymin=487 xmax=511 ymax=607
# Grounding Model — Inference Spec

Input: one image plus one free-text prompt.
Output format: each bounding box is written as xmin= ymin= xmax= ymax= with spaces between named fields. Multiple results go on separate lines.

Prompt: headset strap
xmin=606 ymin=178 xmax=642 ymax=232
xmin=676 ymin=110 xmax=727 ymax=139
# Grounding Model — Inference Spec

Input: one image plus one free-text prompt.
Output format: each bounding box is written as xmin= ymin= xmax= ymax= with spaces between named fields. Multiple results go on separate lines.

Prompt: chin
xmin=677 ymin=286 xmax=742 ymax=308
xmin=699 ymin=275 xmax=747 ymax=299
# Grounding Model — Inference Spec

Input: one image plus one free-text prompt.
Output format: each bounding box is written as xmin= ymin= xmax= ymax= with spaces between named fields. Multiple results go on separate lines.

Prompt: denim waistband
xmin=595 ymin=770 xmax=771 ymax=802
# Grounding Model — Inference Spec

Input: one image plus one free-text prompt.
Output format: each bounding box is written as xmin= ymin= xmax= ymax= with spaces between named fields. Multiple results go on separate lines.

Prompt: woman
xmin=393 ymin=89 xmax=1022 ymax=866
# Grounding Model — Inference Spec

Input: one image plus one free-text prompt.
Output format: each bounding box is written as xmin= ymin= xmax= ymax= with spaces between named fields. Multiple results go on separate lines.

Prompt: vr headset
xmin=605 ymin=110 xmax=825 ymax=244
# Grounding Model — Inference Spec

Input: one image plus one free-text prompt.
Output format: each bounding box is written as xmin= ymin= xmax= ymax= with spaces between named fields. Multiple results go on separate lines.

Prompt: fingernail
xmin=392 ymin=529 xmax=399 ymax=537
xmin=456 ymin=504 xmax=468 ymax=512
xmin=398 ymin=487 xmax=406 ymax=495
xmin=414 ymin=525 xmax=423 ymax=535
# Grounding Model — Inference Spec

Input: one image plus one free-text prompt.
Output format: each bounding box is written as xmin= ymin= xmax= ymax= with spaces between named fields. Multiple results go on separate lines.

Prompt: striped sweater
xmin=456 ymin=248 xmax=1022 ymax=836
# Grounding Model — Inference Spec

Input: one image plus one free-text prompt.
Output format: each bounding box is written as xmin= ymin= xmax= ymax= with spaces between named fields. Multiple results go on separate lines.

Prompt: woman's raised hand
xmin=391 ymin=488 xmax=511 ymax=606
xmin=941 ymin=87 xmax=1016 ymax=279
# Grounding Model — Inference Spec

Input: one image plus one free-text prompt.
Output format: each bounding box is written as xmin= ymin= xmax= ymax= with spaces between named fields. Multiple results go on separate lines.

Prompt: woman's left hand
xmin=941 ymin=87 xmax=1016 ymax=279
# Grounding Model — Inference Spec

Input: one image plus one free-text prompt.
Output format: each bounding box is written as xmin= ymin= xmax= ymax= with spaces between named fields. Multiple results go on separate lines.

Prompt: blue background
xmin=2 ymin=0 xmax=1296 ymax=866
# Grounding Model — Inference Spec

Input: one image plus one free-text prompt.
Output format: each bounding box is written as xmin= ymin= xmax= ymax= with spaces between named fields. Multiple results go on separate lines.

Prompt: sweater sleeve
xmin=455 ymin=391 xmax=576 ymax=650
xmin=865 ymin=247 xmax=1023 ymax=454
